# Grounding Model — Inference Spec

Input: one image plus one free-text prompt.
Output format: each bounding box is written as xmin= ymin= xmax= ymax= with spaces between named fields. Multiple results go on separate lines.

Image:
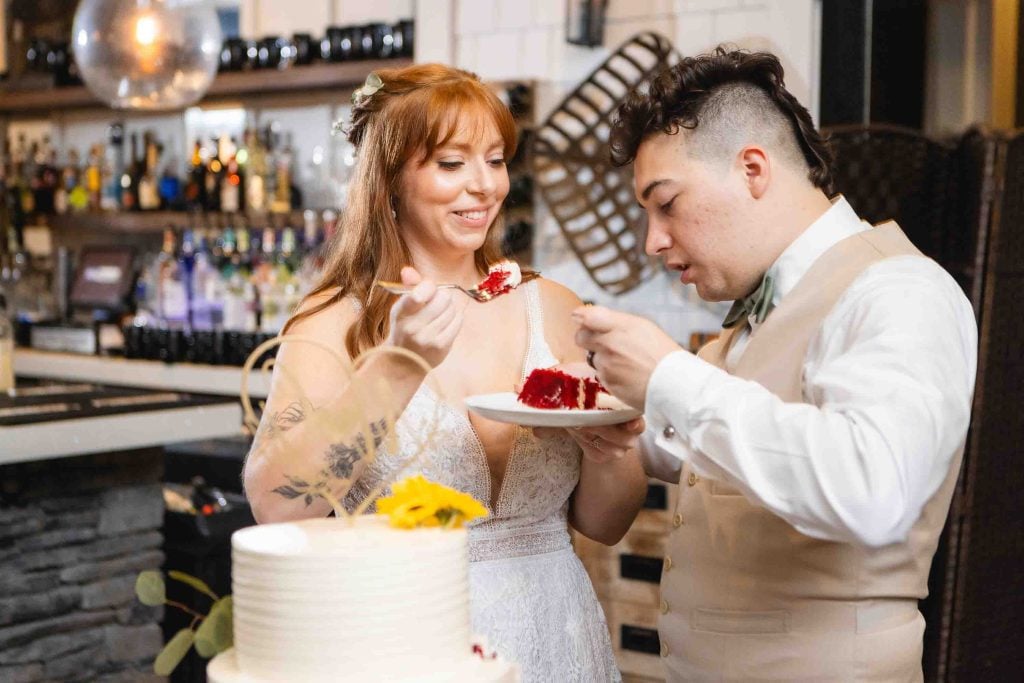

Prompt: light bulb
xmin=134 ymin=14 xmax=159 ymax=46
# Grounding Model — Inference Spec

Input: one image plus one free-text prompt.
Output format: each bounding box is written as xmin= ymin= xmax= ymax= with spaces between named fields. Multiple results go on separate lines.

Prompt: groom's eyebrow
xmin=638 ymin=179 xmax=670 ymax=205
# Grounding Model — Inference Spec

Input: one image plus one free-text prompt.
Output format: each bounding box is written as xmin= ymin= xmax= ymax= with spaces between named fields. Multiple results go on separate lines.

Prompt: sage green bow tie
xmin=722 ymin=273 xmax=776 ymax=329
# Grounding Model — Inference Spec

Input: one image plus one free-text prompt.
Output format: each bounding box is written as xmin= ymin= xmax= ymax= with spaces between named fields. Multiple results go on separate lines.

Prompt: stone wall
xmin=0 ymin=449 xmax=166 ymax=683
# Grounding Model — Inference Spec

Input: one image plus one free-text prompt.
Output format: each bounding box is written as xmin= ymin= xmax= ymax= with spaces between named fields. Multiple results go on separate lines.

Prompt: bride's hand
xmin=388 ymin=266 xmax=464 ymax=368
xmin=534 ymin=417 xmax=646 ymax=464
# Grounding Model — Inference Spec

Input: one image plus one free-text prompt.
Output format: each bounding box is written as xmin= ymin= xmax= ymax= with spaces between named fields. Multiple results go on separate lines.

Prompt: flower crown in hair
xmin=353 ymin=72 xmax=384 ymax=105
xmin=332 ymin=71 xmax=384 ymax=137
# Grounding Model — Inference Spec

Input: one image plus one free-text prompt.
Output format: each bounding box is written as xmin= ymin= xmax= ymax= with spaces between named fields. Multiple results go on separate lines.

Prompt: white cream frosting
xmin=490 ymin=260 xmax=522 ymax=288
xmin=208 ymin=516 xmax=517 ymax=682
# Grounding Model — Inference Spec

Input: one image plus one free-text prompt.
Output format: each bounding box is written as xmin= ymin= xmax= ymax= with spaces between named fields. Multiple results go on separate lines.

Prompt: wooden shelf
xmin=0 ymin=58 xmax=413 ymax=116
xmin=47 ymin=210 xmax=315 ymax=233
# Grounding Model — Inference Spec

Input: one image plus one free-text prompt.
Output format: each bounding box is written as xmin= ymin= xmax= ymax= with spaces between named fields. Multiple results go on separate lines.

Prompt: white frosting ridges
xmin=212 ymin=516 xmax=517 ymax=683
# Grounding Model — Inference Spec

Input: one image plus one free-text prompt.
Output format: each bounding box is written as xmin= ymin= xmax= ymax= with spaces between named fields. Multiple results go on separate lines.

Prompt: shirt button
xmin=672 ymin=513 xmax=683 ymax=528
xmin=687 ymin=472 xmax=699 ymax=486
xmin=660 ymin=599 xmax=670 ymax=614
xmin=663 ymin=555 xmax=673 ymax=572
xmin=662 ymin=425 xmax=676 ymax=439
xmin=661 ymin=641 xmax=670 ymax=658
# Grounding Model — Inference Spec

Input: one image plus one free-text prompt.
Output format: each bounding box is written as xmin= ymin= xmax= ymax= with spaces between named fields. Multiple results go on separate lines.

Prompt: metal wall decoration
xmin=530 ymin=32 xmax=678 ymax=295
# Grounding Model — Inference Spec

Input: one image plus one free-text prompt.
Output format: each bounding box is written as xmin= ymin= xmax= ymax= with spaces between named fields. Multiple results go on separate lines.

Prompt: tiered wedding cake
xmin=207 ymin=516 xmax=517 ymax=682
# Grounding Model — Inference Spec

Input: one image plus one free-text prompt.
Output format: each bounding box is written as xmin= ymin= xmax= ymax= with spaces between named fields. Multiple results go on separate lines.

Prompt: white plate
xmin=465 ymin=392 xmax=641 ymax=428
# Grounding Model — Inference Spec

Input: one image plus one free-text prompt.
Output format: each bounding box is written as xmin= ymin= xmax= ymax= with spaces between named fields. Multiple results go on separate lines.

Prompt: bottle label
xmin=161 ymin=280 xmax=189 ymax=321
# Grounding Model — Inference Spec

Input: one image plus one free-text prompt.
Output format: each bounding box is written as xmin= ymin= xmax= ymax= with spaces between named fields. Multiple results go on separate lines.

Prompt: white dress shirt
xmin=640 ymin=197 xmax=978 ymax=547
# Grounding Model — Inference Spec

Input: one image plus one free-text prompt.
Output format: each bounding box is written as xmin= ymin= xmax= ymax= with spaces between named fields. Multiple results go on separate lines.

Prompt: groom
xmin=573 ymin=48 xmax=978 ymax=680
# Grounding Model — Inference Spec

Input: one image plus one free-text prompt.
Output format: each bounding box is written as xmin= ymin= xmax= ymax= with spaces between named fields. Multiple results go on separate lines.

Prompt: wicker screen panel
xmin=825 ymin=124 xmax=956 ymax=264
xmin=531 ymin=33 xmax=678 ymax=295
xmin=947 ymin=130 xmax=1024 ymax=681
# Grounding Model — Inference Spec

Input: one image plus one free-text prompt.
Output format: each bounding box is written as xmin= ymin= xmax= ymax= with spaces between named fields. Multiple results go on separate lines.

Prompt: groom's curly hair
xmin=610 ymin=47 xmax=834 ymax=193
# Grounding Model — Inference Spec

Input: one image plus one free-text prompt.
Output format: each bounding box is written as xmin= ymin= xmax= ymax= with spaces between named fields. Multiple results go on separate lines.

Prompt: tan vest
xmin=659 ymin=223 xmax=963 ymax=682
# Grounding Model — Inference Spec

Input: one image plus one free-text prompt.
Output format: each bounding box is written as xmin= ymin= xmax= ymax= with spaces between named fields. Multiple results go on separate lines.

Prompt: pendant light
xmin=72 ymin=0 xmax=222 ymax=110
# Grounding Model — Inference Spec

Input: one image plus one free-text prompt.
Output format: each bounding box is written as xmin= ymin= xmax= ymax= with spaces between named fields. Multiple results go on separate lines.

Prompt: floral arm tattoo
xmin=271 ymin=418 xmax=390 ymax=507
xmin=256 ymin=401 xmax=308 ymax=442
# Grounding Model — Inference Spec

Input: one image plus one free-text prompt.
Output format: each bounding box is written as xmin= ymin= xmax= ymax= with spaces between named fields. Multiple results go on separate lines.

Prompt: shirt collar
xmin=766 ymin=195 xmax=868 ymax=308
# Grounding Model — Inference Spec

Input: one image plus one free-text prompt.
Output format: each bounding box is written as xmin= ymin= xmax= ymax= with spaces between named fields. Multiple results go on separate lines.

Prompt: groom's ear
xmin=736 ymin=145 xmax=770 ymax=200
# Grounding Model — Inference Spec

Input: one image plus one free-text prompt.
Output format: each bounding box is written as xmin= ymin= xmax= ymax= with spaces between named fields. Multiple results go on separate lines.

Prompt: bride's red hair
xmin=282 ymin=64 xmax=519 ymax=358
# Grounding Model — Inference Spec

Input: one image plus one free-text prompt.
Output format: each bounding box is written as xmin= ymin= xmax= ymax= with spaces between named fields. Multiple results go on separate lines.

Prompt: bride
xmin=243 ymin=63 xmax=647 ymax=682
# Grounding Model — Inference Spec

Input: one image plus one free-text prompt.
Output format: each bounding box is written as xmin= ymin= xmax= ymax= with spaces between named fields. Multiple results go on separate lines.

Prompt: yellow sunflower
xmin=376 ymin=475 xmax=488 ymax=529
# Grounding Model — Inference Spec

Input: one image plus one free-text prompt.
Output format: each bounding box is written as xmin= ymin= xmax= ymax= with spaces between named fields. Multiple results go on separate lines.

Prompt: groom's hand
xmin=572 ymin=305 xmax=683 ymax=411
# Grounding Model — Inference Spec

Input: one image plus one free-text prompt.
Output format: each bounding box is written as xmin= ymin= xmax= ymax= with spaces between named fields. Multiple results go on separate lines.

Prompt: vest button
xmin=687 ymin=472 xmax=699 ymax=486
xmin=672 ymin=513 xmax=683 ymax=528
xmin=660 ymin=599 xmax=670 ymax=614
xmin=660 ymin=641 xmax=670 ymax=658
xmin=663 ymin=555 xmax=673 ymax=572
xmin=662 ymin=425 xmax=676 ymax=439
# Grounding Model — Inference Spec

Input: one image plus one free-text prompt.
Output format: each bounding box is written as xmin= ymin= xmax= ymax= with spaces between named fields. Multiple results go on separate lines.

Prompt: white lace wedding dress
xmin=344 ymin=280 xmax=621 ymax=682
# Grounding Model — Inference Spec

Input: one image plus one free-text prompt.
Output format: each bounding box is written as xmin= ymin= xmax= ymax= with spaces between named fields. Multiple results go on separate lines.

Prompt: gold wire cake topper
xmin=240 ymin=335 xmax=449 ymax=520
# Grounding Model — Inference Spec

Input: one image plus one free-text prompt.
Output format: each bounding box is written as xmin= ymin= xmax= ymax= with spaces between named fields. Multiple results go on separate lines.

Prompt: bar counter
xmin=0 ymin=351 xmax=257 ymax=681
xmin=4 ymin=350 xmax=253 ymax=464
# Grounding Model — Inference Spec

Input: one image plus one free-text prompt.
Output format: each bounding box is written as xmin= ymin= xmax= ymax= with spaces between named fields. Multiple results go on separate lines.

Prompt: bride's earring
xmin=390 ymin=197 xmax=398 ymax=219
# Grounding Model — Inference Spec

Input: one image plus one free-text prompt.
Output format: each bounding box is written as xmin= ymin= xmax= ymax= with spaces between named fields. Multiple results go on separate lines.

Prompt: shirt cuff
xmin=645 ymin=349 xmax=719 ymax=442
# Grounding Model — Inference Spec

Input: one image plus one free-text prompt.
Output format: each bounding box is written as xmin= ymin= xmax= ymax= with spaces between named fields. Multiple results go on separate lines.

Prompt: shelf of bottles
xmin=122 ymin=215 xmax=329 ymax=366
xmin=0 ymin=81 xmax=538 ymax=368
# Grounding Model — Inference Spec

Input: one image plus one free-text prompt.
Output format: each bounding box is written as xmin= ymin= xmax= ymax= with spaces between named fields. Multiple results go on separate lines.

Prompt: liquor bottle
xmin=68 ymin=150 xmax=90 ymax=211
xmin=270 ymin=131 xmax=292 ymax=214
xmin=104 ymin=123 xmax=125 ymax=211
xmin=120 ymin=133 xmax=139 ymax=211
xmin=18 ymin=136 xmax=37 ymax=216
xmin=190 ymin=229 xmax=223 ymax=330
xmin=7 ymin=138 xmax=27 ymax=230
xmin=157 ymin=229 xmax=188 ymax=324
xmin=204 ymin=136 xmax=223 ymax=212
xmin=36 ymin=137 xmax=58 ymax=214
xmin=182 ymin=141 xmax=203 ymax=210
xmin=220 ymin=137 xmax=243 ymax=214
xmin=244 ymin=128 xmax=267 ymax=212
xmin=55 ymin=149 xmax=75 ymax=215
xmin=137 ymin=131 xmax=162 ymax=211
xmin=84 ymin=144 xmax=103 ymax=211
xmin=159 ymin=158 xmax=183 ymax=210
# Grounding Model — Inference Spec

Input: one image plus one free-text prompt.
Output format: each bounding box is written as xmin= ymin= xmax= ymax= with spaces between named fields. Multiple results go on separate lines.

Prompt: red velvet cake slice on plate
xmin=517 ymin=367 xmax=608 ymax=410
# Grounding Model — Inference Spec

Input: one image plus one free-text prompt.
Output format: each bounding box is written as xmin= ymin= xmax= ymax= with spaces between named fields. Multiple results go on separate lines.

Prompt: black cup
xmin=397 ymin=19 xmax=414 ymax=57
xmin=220 ymin=37 xmax=246 ymax=71
xmin=292 ymin=33 xmax=316 ymax=65
xmin=242 ymin=39 xmax=260 ymax=70
xmin=257 ymin=36 xmax=282 ymax=69
xmin=26 ymin=38 xmax=50 ymax=72
xmin=322 ymin=26 xmax=349 ymax=62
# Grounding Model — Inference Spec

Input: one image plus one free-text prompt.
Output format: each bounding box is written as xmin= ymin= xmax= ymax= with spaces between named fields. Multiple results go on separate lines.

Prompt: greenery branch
xmin=135 ymin=570 xmax=233 ymax=676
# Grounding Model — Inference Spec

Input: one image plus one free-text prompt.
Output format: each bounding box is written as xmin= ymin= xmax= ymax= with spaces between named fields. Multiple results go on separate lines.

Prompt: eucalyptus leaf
xmin=135 ymin=571 xmax=166 ymax=606
xmin=154 ymin=628 xmax=194 ymax=676
xmin=195 ymin=596 xmax=234 ymax=657
xmin=168 ymin=570 xmax=219 ymax=601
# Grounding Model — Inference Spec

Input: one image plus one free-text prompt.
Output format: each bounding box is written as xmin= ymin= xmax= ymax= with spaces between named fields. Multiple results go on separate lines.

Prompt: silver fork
xmin=374 ymin=271 xmax=540 ymax=302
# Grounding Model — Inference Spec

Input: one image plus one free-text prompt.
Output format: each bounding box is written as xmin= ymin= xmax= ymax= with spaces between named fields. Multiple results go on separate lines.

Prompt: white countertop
xmin=13 ymin=349 xmax=270 ymax=398
xmin=1 ymin=401 xmax=245 ymax=465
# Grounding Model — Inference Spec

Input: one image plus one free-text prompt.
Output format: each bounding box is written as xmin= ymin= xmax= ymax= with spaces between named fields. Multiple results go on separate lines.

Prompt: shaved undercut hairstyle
xmin=610 ymin=47 xmax=834 ymax=193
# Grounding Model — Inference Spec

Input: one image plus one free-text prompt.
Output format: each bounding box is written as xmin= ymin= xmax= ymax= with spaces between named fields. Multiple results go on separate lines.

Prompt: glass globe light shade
xmin=72 ymin=0 xmax=222 ymax=110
